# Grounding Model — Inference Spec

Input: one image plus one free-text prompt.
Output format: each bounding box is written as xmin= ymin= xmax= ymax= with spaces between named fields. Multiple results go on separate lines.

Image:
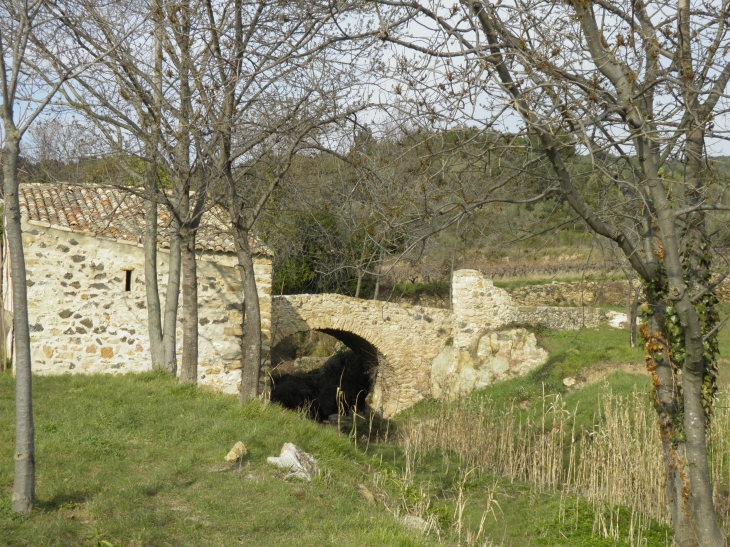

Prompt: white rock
xmin=399 ymin=514 xmax=430 ymax=534
xmin=266 ymin=443 xmax=319 ymax=482
xmin=429 ymin=346 xmax=456 ymax=399
xmin=563 ymin=377 xmax=577 ymax=388
xmin=606 ymin=310 xmax=642 ymax=329
xmin=431 ymin=329 xmax=547 ymax=400
xmin=606 ymin=311 xmax=628 ymax=329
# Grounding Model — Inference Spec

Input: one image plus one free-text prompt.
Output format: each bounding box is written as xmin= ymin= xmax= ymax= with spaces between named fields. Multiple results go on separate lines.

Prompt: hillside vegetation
xmin=0 ymin=372 xmax=434 ymax=547
xmin=3 ymin=322 xmax=730 ymax=546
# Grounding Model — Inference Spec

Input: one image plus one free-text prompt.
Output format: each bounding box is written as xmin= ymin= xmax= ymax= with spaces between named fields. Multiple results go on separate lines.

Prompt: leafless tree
xmin=195 ymin=0 xmax=371 ymax=403
xmin=50 ymin=0 xmax=217 ymax=380
xmin=52 ymin=0 xmax=373 ymax=395
xmin=0 ymin=0 xmax=92 ymax=514
xmin=326 ymin=129 xmax=449 ymax=299
xmin=24 ymin=118 xmax=97 ymax=166
xmin=374 ymin=0 xmax=730 ymax=544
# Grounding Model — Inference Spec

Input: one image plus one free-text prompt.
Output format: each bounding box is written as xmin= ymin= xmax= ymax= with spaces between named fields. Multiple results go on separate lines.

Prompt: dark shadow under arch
xmin=269 ymin=328 xmax=386 ymax=421
xmin=316 ymin=328 xmax=380 ymax=364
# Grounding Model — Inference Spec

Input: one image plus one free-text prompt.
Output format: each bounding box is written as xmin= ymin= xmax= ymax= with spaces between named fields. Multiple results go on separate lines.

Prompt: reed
xmin=402 ymin=390 xmax=568 ymax=491
xmin=401 ymin=386 xmax=730 ymax=542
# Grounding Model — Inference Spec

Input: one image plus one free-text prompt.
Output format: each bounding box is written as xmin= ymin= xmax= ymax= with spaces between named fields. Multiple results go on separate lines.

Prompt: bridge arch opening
xmin=269 ymin=328 xmax=385 ymax=421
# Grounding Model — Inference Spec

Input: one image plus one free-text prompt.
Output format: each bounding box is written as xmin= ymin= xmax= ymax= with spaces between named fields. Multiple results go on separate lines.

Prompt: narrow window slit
xmin=124 ymin=270 xmax=132 ymax=292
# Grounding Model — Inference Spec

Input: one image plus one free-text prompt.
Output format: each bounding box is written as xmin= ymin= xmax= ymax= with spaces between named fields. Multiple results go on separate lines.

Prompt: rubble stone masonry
xmin=13 ymin=219 xmax=271 ymax=395
xmin=510 ymin=277 xmax=730 ymax=307
xmin=13 ymin=221 xmax=621 ymax=417
xmin=272 ymin=271 xmax=613 ymax=416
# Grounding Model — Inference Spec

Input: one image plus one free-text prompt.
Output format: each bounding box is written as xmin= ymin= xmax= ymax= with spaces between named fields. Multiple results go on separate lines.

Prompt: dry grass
xmin=401 ymin=390 xmax=567 ymax=491
xmin=565 ymin=391 xmax=666 ymax=522
xmin=400 ymin=386 xmax=730 ymax=544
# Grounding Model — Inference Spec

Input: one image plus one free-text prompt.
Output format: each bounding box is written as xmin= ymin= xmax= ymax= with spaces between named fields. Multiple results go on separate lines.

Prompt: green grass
xmin=365 ymin=443 xmax=673 ymax=547
xmin=0 ymin=371 xmax=434 ymax=547
xmin=404 ymin=325 xmax=647 ymax=421
xmin=5 ymin=320 xmax=730 ymax=546
xmin=493 ymin=274 xmax=626 ymax=292
xmin=437 ymin=478 xmax=672 ymax=547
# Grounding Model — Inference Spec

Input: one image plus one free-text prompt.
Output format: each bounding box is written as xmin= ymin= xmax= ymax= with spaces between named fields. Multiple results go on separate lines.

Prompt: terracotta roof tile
xmin=17 ymin=183 xmax=268 ymax=255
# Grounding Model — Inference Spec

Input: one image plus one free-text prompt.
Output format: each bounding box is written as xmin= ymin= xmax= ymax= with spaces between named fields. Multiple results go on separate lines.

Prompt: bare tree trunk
xmin=354 ymin=269 xmax=363 ymax=299
xmin=0 ymin=299 xmax=5 ymax=372
xmin=144 ymin=163 xmax=165 ymax=370
xmin=449 ymin=216 xmax=463 ymax=310
xmin=624 ymin=272 xmax=638 ymax=348
xmin=643 ymin=305 xmax=698 ymax=545
xmin=641 ymin=143 xmax=724 ymax=546
xmin=163 ymin=216 xmax=181 ymax=374
xmin=4 ymin=132 xmax=34 ymax=514
xmin=234 ymin=222 xmax=262 ymax=403
xmin=629 ymin=284 xmax=638 ymax=349
xmin=668 ymin=443 xmax=700 ymax=546
xmin=629 ymin=295 xmax=638 ymax=348
xmin=178 ymin=184 xmax=205 ymax=384
xmin=144 ymin=0 xmax=167 ymax=372
xmin=178 ymin=223 xmax=198 ymax=384
xmin=0 ymin=229 xmax=8 ymax=372
xmin=0 ymin=236 xmax=5 ymax=372
xmin=354 ymin=238 xmax=369 ymax=299
xmin=170 ymin=0 xmax=199 ymax=384
xmin=372 ymin=247 xmax=384 ymax=300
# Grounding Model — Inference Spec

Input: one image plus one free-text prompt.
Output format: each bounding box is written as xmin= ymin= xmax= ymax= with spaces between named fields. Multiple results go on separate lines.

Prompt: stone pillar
xmin=450 ymin=269 xmax=517 ymax=350
xmin=430 ymin=270 xmax=542 ymax=402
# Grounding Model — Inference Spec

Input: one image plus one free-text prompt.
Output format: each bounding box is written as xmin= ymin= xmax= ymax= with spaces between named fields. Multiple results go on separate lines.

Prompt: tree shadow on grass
xmin=36 ymin=490 xmax=90 ymax=512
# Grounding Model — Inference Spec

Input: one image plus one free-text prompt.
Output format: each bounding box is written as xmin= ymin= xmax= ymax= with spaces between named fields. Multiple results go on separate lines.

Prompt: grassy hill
xmin=0 ymin=372 xmax=436 ymax=547
xmin=2 ymin=321 xmax=730 ymax=546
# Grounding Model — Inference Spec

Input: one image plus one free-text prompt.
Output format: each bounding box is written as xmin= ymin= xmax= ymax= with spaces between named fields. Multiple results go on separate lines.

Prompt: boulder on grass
xmin=224 ymin=441 xmax=248 ymax=462
xmin=266 ymin=443 xmax=319 ymax=482
xmin=399 ymin=514 xmax=430 ymax=534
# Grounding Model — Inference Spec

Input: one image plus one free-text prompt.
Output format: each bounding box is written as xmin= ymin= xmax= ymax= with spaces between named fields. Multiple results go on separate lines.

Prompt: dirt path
xmin=566 ymin=358 xmax=730 ymax=390
xmin=564 ymin=361 xmax=648 ymax=390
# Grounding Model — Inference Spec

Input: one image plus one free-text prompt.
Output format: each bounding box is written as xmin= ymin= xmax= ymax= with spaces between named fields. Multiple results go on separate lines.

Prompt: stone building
xmin=2 ymin=183 xmax=272 ymax=394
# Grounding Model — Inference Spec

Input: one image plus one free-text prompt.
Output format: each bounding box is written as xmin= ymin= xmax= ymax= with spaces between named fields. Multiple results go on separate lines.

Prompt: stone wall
xmin=510 ymin=277 xmax=730 ymax=307
xmin=514 ymin=305 xmax=607 ymax=330
xmin=10 ymin=219 xmax=271 ymax=394
xmin=509 ymin=280 xmax=631 ymax=307
xmin=430 ymin=328 xmax=548 ymax=400
xmin=450 ymin=270 xmax=517 ymax=350
xmin=432 ymin=272 xmax=550 ymax=402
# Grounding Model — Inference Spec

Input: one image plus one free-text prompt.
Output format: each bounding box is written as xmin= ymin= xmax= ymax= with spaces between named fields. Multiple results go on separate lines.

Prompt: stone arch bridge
xmin=269 ymin=270 xmax=609 ymax=417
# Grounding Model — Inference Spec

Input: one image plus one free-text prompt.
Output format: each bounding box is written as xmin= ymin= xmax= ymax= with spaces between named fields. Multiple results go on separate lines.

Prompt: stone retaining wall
xmin=510 ymin=277 xmax=730 ymax=307
xmin=450 ymin=270 xmax=517 ymax=349
xmin=514 ymin=305 xmax=607 ymax=330
xmin=509 ymin=280 xmax=632 ymax=307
